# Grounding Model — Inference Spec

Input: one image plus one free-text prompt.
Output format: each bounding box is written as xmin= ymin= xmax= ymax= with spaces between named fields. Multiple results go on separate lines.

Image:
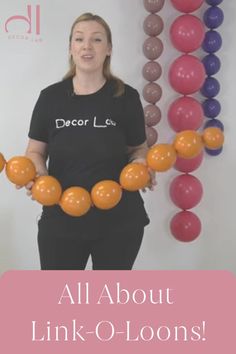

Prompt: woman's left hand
xmin=131 ymin=158 xmax=157 ymax=192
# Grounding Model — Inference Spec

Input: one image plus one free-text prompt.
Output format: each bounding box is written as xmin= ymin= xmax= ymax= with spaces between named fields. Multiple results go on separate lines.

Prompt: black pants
xmin=38 ymin=222 xmax=144 ymax=270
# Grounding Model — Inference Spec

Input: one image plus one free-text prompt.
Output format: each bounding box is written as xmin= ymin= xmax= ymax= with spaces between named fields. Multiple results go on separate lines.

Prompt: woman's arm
xmin=25 ymin=138 xmax=48 ymax=176
xmin=127 ymin=141 xmax=157 ymax=191
xmin=16 ymin=139 xmax=48 ymax=196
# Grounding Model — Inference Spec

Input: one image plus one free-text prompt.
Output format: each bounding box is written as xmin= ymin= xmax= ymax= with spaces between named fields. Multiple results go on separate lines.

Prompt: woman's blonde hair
xmin=63 ymin=12 xmax=124 ymax=96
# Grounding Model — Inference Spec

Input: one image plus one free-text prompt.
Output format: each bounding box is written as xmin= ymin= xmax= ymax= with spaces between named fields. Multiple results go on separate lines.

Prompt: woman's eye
xmin=75 ymin=37 xmax=83 ymax=42
xmin=94 ymin=38 xmax=102 ymax=42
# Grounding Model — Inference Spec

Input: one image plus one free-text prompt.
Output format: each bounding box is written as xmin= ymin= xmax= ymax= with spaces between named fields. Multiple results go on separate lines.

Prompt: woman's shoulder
xmin=40 ymin=78 xmax=71 ymax=97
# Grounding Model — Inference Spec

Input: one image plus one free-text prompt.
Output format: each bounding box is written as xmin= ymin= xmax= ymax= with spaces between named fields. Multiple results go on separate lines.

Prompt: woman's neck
xmin=73 ymin=72 xmax=106 ymax=95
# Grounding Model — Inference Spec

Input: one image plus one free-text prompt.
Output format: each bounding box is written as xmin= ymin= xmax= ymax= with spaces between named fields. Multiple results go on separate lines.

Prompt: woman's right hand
xmin=16 ymin=180 xmax=35 ymax=199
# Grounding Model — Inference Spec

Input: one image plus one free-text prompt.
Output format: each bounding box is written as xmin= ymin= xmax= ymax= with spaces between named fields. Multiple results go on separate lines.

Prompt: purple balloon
xmin=205 ymin=146 xmax=223 ymax=156
xmin=143 ymin=0 xmax=165 ymax=13
xmin=146 ymin=126 xmax=158 ymax=147
xmin=143 ymin=82 xmax=162 ymax=104
xmin=206 ymin=0 xmax=223 ymax=5
xmin=143 ymin=37 xmax=163 ymax=60
xmin=170 ymin=210 xmax=201 ymax=242
xmin=143 ymin=14 xmax=164 ymax=36
xmin=204 ymin=119 xmax=224 ymax=131
xmin=202 ymin=98 xmax=221 ymax=118
xmin=202 ymin=30 xmax=222 ymax=53
xmin=142 ymin=61 xmax=162 ymax=81
xmin=144 ymin=104 xmax=161 ymax=126
xmin=203 ymin=7 xmax=224 ymax=29
xmin=202 ymin=54 xmax=221 ymax=76
xmin=201 ymin=77 xmax=220 ymax=98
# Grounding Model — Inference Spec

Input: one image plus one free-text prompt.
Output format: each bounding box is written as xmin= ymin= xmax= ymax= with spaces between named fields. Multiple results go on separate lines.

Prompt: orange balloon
xmin=31 ymin=176 xmax=62 ymax=206
xmin=147 ymin=144 xmax=177 ymax=172
xmin=91 ymin=180 xmax=122 ymax=210
xmin=0 ymin=153 xmax=6 ymax=173
xmin=119 ymin=163 xmax=150 ymax=191
xmin=173 ymin=130 xmax=203 ymax=159
xmin=5 ymin=156 xmax=36 ymax=186
xmin=60 ymin=186 xmax=92 ymax=217
xmin=202 ymin=127 xmax=224 ymax=149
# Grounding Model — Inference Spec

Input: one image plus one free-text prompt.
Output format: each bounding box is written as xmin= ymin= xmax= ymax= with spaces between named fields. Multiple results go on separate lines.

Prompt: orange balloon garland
xmin=119 ymin=163 xmax=150 ymax=191
xmin=1 ymin=127 xmax=224 ymax=216
xmin=5 ymin=156 xmax=36 ymax=186
xmin=0 ymin=153 xmax=6 ymax=173
xmin=31 ymin=176 xmax=62 ymax=206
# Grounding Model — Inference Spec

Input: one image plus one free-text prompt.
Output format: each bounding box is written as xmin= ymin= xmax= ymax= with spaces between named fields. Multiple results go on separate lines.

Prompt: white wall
xmin=0 ymin=0 xmax=235 ymax=272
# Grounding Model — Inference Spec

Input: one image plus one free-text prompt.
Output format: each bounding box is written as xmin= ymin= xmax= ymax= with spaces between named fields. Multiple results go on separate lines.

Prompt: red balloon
xmin=170 ymin=15 xmax=205 ymax=53
xmin=169 ymin=174 xmax=203 ymax=209
xmin=170 ymin=210 xmax=201 ymax=242
xmin=146 ymin=126 xmax=158 ymax=147
xmin=169 ymin=55 xmax=205 ymax=94
xmin=168 ymin=96 xmax=204 ymax=132
xmin=144 ymin=104 xmax=161 ymax=126
xmin=143 ymin=82 xmax=162 ymax=104
xmin=171 ymin=0 xmax=204 ymax=13
xmin=174 ymin=151 xmax=204 ymax=173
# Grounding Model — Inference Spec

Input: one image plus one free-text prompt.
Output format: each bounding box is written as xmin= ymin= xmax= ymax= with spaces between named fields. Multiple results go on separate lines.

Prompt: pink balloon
xmin=144 ymin=104 xmax=161 ymax=126
xmin=170 ymin=15 xmax=205 ymax=53
xmin=143 ymin=82 xmax=162 ymax=104
xmin=168 ymin=96 xmax=204 ymax=132
xmin=143 ymin=14 xmax=164 ymax=36
xmin=169 ymin=54 xmax=205 ymax=94
xmin=171 ymin=0 xmax=204 ymax=13
xmin=170 ymin=210 xmax=201 ymax=242
xmin=142 ymin=61 xmax=162 ymax=81
xmin=143 ymin=0 xmax=165 ymax=13
xmin=169 ymin=174 xmax=203 ymax=209
xmin=146 ymin=126 xmax=158 ymax=147
xmin=143 ymin=37 xmax=163 ymax=60
xmin=174 ymin=151 xmax=204 ymax=173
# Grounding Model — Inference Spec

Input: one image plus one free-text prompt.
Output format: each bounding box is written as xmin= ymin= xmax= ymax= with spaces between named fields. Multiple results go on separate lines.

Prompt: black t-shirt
xmin=29 ymin=78 xmax=150 ymax=238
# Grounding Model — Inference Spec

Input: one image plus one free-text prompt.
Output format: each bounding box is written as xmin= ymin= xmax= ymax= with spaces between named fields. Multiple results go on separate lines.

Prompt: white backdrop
xmin=0 ymin=0 xmax=235 ymax=272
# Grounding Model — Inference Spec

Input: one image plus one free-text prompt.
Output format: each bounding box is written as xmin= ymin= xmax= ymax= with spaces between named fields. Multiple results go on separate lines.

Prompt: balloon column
xmin=201 ymin=0 xmax=224 ymax=156
xmin=0 ymin=128 xmax=224 ymax=219
xmin=143 ymin=0 xmax=165 ymax=147
xmin=168 ymin=0 xmax=205 ymax=242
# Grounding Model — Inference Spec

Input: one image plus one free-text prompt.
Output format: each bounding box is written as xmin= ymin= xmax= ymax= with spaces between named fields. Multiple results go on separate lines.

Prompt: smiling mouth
xmin=81 ymin=55 xmax=94 ymax=59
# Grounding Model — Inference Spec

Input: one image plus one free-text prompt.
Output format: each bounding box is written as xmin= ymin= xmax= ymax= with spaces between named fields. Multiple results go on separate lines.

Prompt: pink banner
xmin=0 ymin=270 xmax=235 ymax=353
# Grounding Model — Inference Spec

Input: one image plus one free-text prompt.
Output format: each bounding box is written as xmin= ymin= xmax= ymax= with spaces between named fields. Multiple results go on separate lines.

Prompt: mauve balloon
xmin=143 ymin=14 xmax=164 ymax=36
xmin=143 ymin=0 xmax=165 ymax=13
xmin=143 ymin=37 xmax=163 ymax=60
xmin=143 ymin=82 xmax=162 ymax=104
xmin=200 ymin=77 xmax=220 ymax=98
xmin=144 ymin=104 xmax=161 ymax=126
xmin=142 ymin=61 xmax=162 ymax=81
xmin=146 ymin=126 xmax=158 ymax=147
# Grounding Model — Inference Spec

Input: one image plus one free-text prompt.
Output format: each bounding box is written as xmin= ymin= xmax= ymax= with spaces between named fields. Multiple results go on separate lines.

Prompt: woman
xmin=25 ymin=13 xmax=156 ymax=270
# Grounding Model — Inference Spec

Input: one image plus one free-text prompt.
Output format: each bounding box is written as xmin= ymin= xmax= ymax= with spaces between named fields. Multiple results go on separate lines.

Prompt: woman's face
xmin=70 ymin=20 xmax=112 ymax=76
